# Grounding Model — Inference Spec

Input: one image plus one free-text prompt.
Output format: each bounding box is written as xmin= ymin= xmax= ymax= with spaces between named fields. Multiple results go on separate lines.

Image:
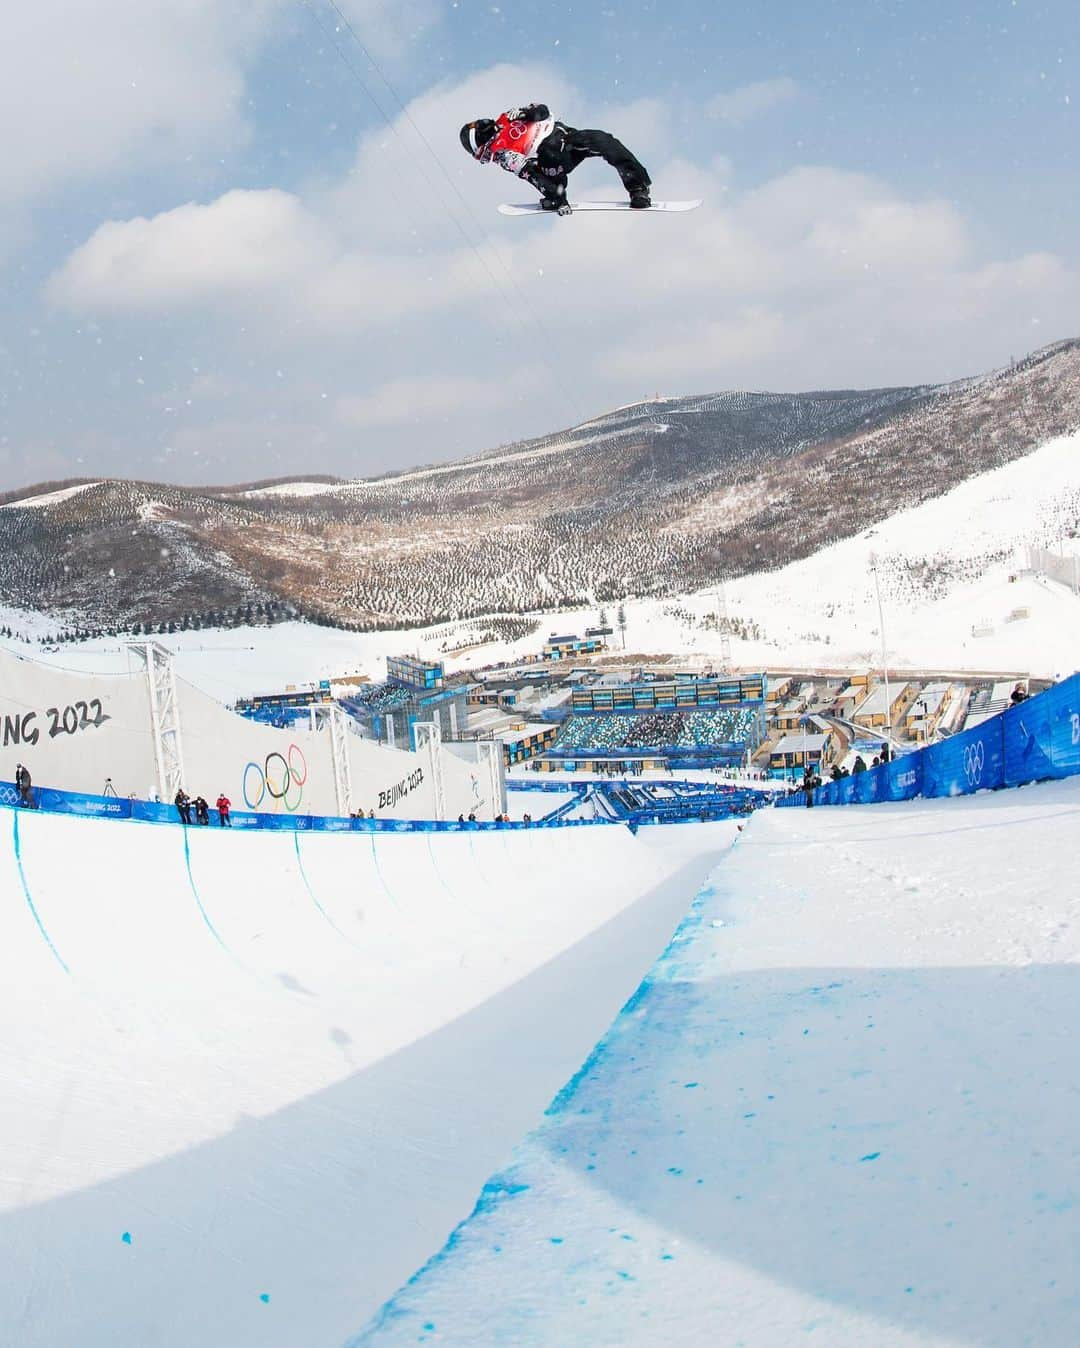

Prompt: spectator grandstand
xmin=555 ymin=707 xmax=760 ymax=754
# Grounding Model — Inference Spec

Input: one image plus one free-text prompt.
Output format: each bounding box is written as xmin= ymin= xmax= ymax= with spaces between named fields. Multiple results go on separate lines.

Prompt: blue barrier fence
xmin=777 ymin=672 xmax=1080 ymax=810
xmin=1 ymin=771 xmax=768 ymax=835
xmin=0 ymin=780 xmax=624 ymax=834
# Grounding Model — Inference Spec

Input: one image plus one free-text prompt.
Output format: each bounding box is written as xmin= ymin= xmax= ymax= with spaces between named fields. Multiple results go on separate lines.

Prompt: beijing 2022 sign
xmin=2 ymin=697 xmax=110 ymax=749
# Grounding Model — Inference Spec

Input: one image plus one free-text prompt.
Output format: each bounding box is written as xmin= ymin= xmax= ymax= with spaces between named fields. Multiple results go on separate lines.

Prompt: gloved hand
xmin=556 ymin=201 xmax=573 ymax=216
xmin=506 ymin=104 xmax=550 ymax=122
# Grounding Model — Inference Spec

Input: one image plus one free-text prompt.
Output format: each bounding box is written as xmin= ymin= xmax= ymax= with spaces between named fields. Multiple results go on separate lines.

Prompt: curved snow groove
xmin=181 ymin=824 xmax=235 ymax=963
xmin=293 ymin=831 xmax=356 ymax=947
xmin=11 ymin=810 xmax=69 ymax=976
xmin=369 ymin=829 xmax=402 ymax=912
xmin=0 ymin=803 xmax=731 ymax=1348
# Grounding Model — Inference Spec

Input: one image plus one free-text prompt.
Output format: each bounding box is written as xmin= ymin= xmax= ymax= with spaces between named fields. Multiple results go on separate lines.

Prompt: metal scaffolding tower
xmin=476 ymin=739 xmax=507 ymax=818
xmin=310 ymin=704 xmax=354 ymax=817
xmin=414 ymin=722 xmax=446 ymax=821
xmin=128 ymin=641 xmax=186 ymax=802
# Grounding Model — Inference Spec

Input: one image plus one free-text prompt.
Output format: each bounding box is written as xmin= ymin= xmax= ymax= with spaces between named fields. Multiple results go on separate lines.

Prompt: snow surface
xmin=357 ymin=777 xmax=1080 ymax=1347
xmin=0 ymin=806 xmax=732 ymax=1348
xmin=0 ymin=481 xmax=99 ymax=510
xmin=241 ymin=480 xmax=346 ymax=499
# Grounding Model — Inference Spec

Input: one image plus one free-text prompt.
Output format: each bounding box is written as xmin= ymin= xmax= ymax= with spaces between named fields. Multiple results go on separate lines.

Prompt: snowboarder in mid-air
xmin=460 ymin=102 xmax=651 ymax=215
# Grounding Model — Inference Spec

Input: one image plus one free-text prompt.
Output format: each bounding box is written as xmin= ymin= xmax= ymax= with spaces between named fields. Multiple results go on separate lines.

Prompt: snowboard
xmin=498 ymin=199 xmax=702 ymax=217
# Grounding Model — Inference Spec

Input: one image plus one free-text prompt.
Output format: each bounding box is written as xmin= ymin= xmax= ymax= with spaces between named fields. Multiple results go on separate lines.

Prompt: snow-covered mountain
xmin=1 ymin=338 xmax=1078 ymax=637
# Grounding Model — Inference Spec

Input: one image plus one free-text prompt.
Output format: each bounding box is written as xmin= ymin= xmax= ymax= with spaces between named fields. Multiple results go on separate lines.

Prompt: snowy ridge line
xmin=779 ymin=671 xmax=1080 ymax=810
xmin=6 ymin=341 xmax=1079 ymax=637
xmin=0 ymin=481 xmax=100 ymax=511
xmin=244 ymin=423 xmax=655 ymax=501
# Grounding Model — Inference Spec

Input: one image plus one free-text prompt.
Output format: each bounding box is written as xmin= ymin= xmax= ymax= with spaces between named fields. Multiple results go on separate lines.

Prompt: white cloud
xmin=708 ymin=77 xmax=799 ymax=125
xmin=0 ymin=0 xmax=439 ymax=243
xmin=603 ymin=310 xmax=791 ymax=383
xmin=47 ymin=190 xmax=336 ymax=312
xmin=337 ymin=374 xmax=522 ymax=429
xmin=328 ymin=0 xmax=442 ymax=65
xmin=1 ymin=2 xmax=276 ymax=205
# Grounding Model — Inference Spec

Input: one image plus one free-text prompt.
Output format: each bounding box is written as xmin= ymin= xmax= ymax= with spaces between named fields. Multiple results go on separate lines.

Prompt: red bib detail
xmin=487 ymin=113 xmax=551 ymax=160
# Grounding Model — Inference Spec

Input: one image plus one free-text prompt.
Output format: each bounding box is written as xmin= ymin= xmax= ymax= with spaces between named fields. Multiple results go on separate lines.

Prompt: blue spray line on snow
xmin=426 ymin=833 xmax=488 ymax=927
xmin=350 ymin=832 xmax=740 ymax=1343
xmin=181 ymin=827 xmax=233 ymax=959
xmin=426 ymin=833 xmax=460 ymax=904
xmin=12 ymin=811 xmax=70 ymax=975
xmin=368 ymin=832 xmax=402 ymax=912
xmin=293 ymin=832 xmax=356 ymax=946
xmin=466 ymin=833 xmax=493 ymax=890
xmin=347 ymin=1176 xmax=533 ymax=1346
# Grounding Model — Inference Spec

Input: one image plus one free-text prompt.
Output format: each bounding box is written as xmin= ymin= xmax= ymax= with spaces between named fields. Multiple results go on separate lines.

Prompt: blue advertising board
xmin=880 ymin=752 xmax=923 ymax=801
xmin=1 ymin=779 xmax=620 ymax=834
xmin=775 ymin=672 xmax=1080 ymax=812
xmin=922 ymin=717 xmax=1005 ymax=798
xmin=1003 ymin=677 xmax=1080 ymax=785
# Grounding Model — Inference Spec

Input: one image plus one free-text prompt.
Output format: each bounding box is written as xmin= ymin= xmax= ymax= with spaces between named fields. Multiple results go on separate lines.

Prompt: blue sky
xmin=0 ymin=0 xmax=1076 ymax=490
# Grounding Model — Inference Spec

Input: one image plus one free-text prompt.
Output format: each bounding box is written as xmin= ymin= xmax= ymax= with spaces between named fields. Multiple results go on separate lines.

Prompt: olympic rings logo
xmin=508 ymin=120 xmax=526 ymax=139
xmin=243 ymin=743 xmax=308 ymax=812
xmin=963 ymin=740 xmax=985 ymax=786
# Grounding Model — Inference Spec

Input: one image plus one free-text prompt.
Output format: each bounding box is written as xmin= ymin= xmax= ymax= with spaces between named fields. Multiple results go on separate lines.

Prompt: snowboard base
xmin=498 ymin=199 xmax=702 ymax=217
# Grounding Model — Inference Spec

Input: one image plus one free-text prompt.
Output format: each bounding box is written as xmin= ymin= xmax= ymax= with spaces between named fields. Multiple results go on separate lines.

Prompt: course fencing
xmin=1 ymin=774 xmax=768 ymax=835
xmin=778 ymin=671 xmax=1080 ymax=809
xmin=0 ymin=781 xmax=620 ymax=834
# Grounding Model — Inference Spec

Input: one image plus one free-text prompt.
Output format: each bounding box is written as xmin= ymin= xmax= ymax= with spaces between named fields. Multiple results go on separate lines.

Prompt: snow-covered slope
xmin=720 ymin=424 xmax=1080 ymax=676
xmin=358 ymin=777 xmax=1080 ymax=1348
xmin=11 ymin=427 xmax=1080 ymax=687
xmin=0 ymin=806 xmax=731 ymax=1348
xmin=0 ymin=482 xmax=100 ymax=511
xmin=3 ymin=338 xmax=1077 ymax=634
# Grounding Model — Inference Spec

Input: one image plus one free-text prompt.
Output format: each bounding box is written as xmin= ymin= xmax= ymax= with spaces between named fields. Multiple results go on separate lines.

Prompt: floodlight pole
xmin=869 ymin=553 xmax=893 ymax=746
xmin=715 ymin=579 xmax=733 ymax=674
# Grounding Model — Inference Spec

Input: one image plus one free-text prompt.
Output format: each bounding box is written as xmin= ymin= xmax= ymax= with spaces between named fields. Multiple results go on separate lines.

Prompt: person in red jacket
xmin=460 ymin=102 xmax=651 ymax=214
xmin=216 ymin=793 xmax=232 ymax=827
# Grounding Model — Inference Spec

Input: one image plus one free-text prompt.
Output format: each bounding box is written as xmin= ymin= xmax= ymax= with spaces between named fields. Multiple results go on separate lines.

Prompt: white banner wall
xmin=442 ymin=740 xmax=501 ymax=820
xmin=0 ymin=646 xmax=500 ymax=819
xmin=176 ymin=681 xmax=339 ymax=816
xmin=0 ymin=648 xmax=156 ymax=797
xmin=348 ymin=734 xmax=438 ymax=819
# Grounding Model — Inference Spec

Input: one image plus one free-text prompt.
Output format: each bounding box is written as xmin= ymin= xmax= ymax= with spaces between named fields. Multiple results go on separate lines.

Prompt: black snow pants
xmin=526 ymin=123 xmax=651 ymax=204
